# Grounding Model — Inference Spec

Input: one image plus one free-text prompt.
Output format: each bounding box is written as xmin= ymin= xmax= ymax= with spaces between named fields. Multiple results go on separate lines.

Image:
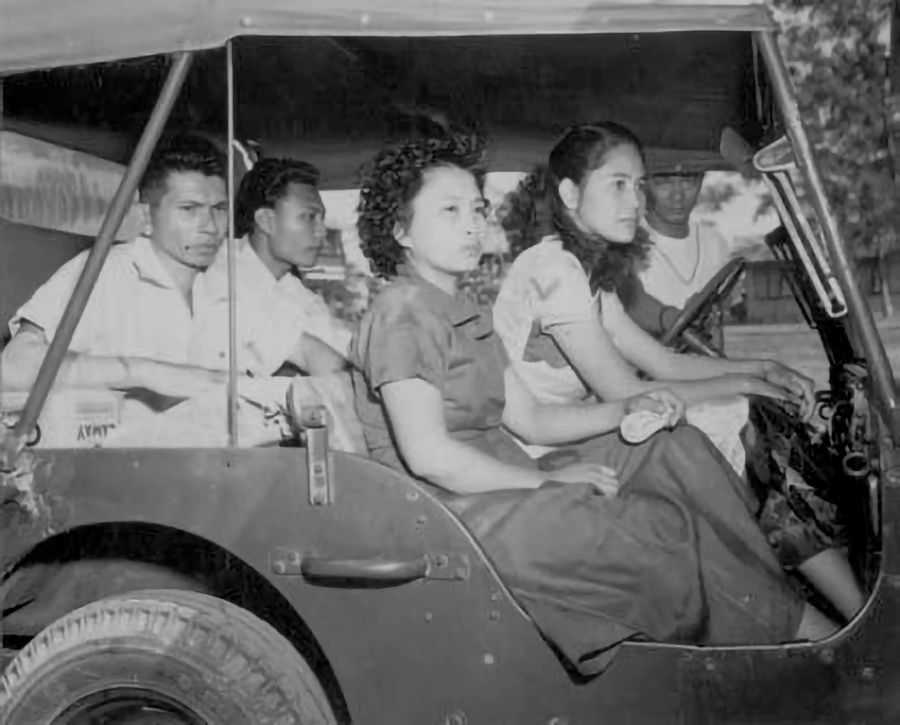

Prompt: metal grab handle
xmin=300 ymin=556 xmax=428 ymax=583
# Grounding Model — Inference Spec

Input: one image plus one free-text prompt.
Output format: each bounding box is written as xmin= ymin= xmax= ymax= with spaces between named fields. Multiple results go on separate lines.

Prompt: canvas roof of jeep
xmin=1 ymin=1 xmax=774 ymax=74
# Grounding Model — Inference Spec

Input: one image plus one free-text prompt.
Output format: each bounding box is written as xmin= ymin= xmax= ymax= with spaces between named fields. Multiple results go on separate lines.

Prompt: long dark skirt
xmin=445 ymin=424 xmax=804 ymax=676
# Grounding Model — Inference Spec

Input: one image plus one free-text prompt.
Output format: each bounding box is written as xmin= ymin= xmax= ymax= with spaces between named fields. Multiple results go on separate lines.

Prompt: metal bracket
xmin=288 ymin=401 xmax=333 ymax=506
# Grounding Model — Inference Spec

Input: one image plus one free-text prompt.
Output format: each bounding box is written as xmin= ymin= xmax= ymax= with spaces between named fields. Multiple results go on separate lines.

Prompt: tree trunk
xmin=880 ymin=250 xmax=894 ymax=317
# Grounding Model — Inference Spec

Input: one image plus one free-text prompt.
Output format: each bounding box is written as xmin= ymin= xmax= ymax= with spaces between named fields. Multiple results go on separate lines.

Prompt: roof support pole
xmin=1 ymin=51 xmax=194 ymax=466
xmin=225 ymin=41 xmax=238 ymax=447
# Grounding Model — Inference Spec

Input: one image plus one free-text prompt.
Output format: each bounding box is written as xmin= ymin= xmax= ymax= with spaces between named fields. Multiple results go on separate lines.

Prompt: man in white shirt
xmin=193 ymin=157 xmax=352 ymax=376
xmin=639 ymin=168 xmax=733 ymax=307
xmin=2 ymin=135 xmax=231 ymax=398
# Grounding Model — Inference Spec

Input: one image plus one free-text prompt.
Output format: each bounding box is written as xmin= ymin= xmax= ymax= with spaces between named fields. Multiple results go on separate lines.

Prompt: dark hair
xmin=139 ymin=134 xmax=226 ymax=203
xmin=501 ymin=121 xmax=651 ymax=300
xmin=234 ymin=157 xmax=321 ymax=237
xmin=357 ymin=133 xmax=485 ymax=278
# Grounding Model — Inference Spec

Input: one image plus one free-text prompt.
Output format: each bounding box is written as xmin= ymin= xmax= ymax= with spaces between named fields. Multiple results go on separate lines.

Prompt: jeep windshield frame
xmin=1 ymin=0 xmax=897 ymax=463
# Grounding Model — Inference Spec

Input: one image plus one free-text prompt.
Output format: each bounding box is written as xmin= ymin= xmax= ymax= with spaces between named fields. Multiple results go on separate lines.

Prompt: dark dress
xmin=351 ymin=269 xmax=804 ymax=675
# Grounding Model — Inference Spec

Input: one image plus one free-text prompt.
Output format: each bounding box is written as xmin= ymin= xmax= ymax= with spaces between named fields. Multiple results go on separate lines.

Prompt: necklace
xmin=651 ymin=225 xmax=700 ymax=286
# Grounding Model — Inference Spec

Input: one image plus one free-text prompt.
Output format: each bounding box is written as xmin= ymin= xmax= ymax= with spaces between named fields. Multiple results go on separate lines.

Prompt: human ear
xmin=393 ymin=221 xmax=413 ymax=250
xmin=558 ymin=178 xmax=581 ymax=211
xmin=254 ymin=207 xmax=276 ymax=236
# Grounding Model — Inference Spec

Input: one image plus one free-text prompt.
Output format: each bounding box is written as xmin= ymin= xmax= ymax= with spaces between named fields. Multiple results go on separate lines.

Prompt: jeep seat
xmin=0 ymin=218 xmax=93 ymax=348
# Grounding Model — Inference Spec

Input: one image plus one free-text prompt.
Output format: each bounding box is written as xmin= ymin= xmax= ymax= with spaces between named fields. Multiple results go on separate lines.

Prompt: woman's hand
xmin=762 ymin=361 xmax=816 ymax=419
xmin=624 ymin=388 xmax=685 ymax=428
xmin=550 ymin=462 xmax=620 ymax=497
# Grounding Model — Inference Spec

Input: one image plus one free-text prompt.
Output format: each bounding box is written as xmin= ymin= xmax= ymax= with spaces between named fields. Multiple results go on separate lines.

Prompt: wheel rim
xmin=54 ymin=687 xmax=208 ymax=725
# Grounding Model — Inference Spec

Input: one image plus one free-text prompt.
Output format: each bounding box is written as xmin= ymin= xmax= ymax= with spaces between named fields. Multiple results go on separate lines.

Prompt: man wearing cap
xmin=639 ymin=166 xmax=734 ymax=311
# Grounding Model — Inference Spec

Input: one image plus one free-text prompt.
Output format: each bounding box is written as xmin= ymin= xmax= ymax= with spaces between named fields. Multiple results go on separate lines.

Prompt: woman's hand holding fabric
xmin=624 ymin=388 xmax=684 ymax=428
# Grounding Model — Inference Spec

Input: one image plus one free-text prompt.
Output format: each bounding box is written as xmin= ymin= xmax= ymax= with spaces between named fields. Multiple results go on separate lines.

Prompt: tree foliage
xmin=770 ymin=0 xmax=898 ymax=255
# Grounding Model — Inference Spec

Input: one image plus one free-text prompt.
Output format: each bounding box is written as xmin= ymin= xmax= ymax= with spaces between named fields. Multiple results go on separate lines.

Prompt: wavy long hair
xmin=501 ymin=122 xmax=651 ymax=304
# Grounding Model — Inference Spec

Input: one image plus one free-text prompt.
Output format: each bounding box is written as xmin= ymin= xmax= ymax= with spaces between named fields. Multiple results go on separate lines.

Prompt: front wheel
xmin=0 ymin=589 xmax=337 ymax=724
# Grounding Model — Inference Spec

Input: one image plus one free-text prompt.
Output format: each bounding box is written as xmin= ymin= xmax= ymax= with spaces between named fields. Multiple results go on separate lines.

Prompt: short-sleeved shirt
xmin=495 ymin=236 xmax=748 ymax=474
xmin=193 ymin=237 xmax=353 ymax=375
xmin=493 ymin=235 xmax=628 ymax=407
xmin=639 ymin=220 xmax=732 ymax=308
xmin=351 ymin=268 xmax=528 ymax=473
xmin=9 ymin=235 xmax=211 ymax=364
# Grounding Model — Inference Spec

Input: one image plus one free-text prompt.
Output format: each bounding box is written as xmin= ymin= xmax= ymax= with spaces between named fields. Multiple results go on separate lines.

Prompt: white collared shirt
xmin=639 ymin=220 xmax=732 ymax=308
xmin=192 ymin=237 xmax=352 ymax=375
xmin=10 ymin=235 xmax=210 ymax=364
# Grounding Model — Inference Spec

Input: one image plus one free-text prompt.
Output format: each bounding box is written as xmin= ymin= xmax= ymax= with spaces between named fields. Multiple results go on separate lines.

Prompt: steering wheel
xmin=660 ymin=257 xmax=746 ymax=355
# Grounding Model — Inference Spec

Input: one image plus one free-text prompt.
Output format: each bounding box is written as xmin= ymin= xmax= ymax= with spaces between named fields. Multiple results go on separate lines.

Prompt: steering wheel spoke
xmin=661 ymin=257 xmax=746 ymax=355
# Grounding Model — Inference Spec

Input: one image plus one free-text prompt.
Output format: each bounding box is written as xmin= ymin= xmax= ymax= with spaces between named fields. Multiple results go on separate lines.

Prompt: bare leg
xmin=795 ymin=603 xmax=840 ymax=641
xmin=797 ymin=548 xmax=865 ymax=622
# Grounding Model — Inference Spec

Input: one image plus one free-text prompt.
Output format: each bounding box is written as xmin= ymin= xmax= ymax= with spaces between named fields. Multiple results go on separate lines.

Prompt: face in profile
xmin=646 ymin=172 xmax=704 ymax=228
xmin=397 ymin=164 xmax=487 ymax=280
xmin=565 ymin=143 xmax=646 ymax=244
xmin=267 ymin=182 xmax=327 ymax=270
xmin=145 ymin=171 xmax=228 ymax=270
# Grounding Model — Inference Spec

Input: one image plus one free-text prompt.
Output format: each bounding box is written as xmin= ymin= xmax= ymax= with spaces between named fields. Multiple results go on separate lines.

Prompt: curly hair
xmin=139 ymin=133 xmax=226 ymax=203
xmin=501 ymin=122 xmax=651 ymax=301
xmin=234 ymin=157 xmax=320 ymax=237
xmin=357 ymin=133 xmax=486 ymax=278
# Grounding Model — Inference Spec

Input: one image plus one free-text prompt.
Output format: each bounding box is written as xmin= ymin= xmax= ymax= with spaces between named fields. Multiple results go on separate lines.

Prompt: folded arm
xmin=2 ymin=321 xmax=227 ymax=398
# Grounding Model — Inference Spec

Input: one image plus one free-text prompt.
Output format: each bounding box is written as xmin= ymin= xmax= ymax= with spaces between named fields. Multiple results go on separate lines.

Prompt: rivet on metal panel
xmin=415 ymin=515 xmax=427 ymax=527
xmin=444 ymin=712 xmax=467 ymax=725
xmin=860 ymin=666 xmax=876 ymax=682
xmin=424 ymin=611 xmax=433 ymax=623
xmin=483 ymin=10 xmax=495 ymax=22
xmin=489 ymin=609 xmax=501 ymax=621
xmin=360 ymin=13 xmax=371 ymax=26
xmin=483 ymin=653 xmax=495 ymax=665
xmin=455 ymin=566 xmax=469 ymax=580
xmin=704 ymin=658 xmax=716 ymax=672
xmin=239 ymin=16 xmax=253 ymax=27
xmin=490 ymin=590 xmax=501 ymax=602
xmin=819 ymin=648 xmax=835 ymax=664
xmin=406 ymin=490 xmax=420 ymax=501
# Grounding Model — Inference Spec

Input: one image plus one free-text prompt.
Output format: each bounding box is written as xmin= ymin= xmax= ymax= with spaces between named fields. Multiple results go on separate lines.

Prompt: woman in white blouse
xmin=493 ymin=121 xmax=863 ymax=622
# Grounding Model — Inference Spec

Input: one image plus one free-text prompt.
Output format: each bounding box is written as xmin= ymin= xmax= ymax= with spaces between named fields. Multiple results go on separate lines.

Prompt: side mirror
xmin=753 ymin=136 xmax=796 ymax=174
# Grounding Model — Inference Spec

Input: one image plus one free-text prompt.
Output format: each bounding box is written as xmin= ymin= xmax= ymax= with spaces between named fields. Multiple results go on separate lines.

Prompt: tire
xmin=0 ymin=589 xmax=337 ymax=724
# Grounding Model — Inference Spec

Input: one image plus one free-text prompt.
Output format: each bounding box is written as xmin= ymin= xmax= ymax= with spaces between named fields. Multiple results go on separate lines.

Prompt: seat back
xmin=0 ymin=218 xmax=93 ymax=346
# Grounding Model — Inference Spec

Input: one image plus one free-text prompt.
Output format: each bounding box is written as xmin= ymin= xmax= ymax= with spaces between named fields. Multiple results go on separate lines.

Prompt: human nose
xmin=466 ymin=208 xmax=487 ymax=234
xmin=314 ymin=218 xmax=327 ymax=243
xmin=200 ymin=206 xmax=220 ymax=234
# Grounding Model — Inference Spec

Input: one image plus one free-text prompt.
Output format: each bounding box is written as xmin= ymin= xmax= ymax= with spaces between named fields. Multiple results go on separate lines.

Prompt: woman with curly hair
xmin=350 ymin=132 xmax=837 ymax=675
xmin=492 ymin=122 xmax=863 ymax=621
